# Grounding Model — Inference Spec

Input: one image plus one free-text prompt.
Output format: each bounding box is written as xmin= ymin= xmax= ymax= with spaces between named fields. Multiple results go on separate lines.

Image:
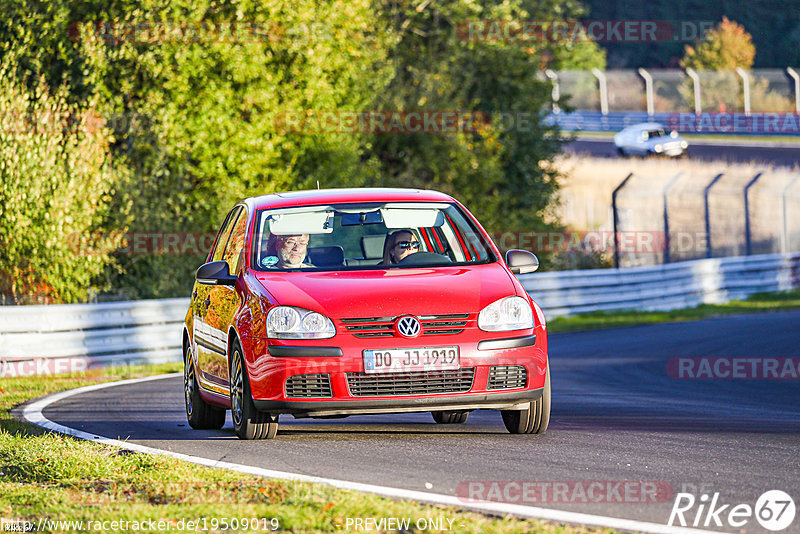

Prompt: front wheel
xmin=184 ymin=345 xmax=225 ymax=430
xmin=431 ymin=411 xmax=469 ymax=424
xmin=230 ymin=341 xmax=278 ymax=440
xmin=501 ymin=363 xmax=550 ymax=435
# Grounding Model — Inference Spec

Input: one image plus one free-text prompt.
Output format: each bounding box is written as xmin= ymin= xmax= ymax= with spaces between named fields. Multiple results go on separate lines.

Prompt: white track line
xmin=24 ymin=374 xmax=719 ymax=534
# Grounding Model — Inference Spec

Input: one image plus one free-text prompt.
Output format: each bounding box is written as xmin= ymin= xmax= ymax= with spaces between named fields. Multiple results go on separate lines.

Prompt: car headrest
xmin=307 ymin=245 xmax=344 ymax=267
xmin=361 ymin=235 xmax=385 ymax=259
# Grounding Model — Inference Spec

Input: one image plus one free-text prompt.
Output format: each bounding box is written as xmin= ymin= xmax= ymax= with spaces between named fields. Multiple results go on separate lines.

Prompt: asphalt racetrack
xmin=567 ymin=138 xmax=800 ymax=167
xmin=35 ymin=311 xmax=800 ymax=533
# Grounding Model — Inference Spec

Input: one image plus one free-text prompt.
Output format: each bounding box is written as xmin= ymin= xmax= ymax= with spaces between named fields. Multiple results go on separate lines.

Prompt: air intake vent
xmin=487 ymin=365 xmax=527 ymax=390
xmin=342 ymin=314 xmax=469 ymax=338
xmin=285 ymin=374 xmax=332 ymax=398
xmin=346 ymin=368 xmax=475 ymax=397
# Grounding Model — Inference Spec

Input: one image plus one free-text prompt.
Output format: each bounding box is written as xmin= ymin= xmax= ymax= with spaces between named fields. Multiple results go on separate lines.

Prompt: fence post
xmin=592 ymin=68 xmax=608 ymax=115
xmin=736 ymin=68 xmax=751 ymax=116
xmin=744 ymin=172 xmax=764 ymax=256
xmin=686 ymin=68 xmax=702 ymax=115
xmin=782 ymin=174 xmax=800 ymax=254
xmin=704 ymin=173 xmax=724 ymax=258
xmin=662 ymin=172 xmax=683 ymax=264
xmin=638 ymin=68 xmax=654 ymax=117
xmin=544 ymin=69 xmax=560 ymax=113
xmin=612 ymin=173 xmax=634 ymax=268
xmin=787 ymin=67 xmax=800 ymax=114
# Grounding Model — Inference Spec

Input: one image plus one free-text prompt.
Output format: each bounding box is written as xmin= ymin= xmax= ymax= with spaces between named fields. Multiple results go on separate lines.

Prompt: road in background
xmin=38 ymin=311 xmax=800 ymax=532
xmin=567 ymin=137 xmax=800 ymax=167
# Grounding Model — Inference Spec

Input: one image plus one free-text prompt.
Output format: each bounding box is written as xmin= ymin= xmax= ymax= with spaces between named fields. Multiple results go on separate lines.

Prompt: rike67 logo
xmin=669 ymin=490 xmax=796 ymax=531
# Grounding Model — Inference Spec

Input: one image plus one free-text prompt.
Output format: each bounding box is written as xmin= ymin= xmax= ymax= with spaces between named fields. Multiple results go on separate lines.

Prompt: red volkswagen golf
xmin=183 ymin=188 xmax=549 ymax=439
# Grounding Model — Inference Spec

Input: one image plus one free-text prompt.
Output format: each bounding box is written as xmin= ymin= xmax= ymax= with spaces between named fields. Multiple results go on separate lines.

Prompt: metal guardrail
xmin=546 ymin=110 xmax=800 ymax=135
xmin=0 ymin=298 xmax=187 ymax=377
xmin=520 ymin=252 xmax=800 ymax=317
xmin=1 ymin=252 xmax=799 ymax=376
xmin=548 ymin=111 xmax=674 ymax=133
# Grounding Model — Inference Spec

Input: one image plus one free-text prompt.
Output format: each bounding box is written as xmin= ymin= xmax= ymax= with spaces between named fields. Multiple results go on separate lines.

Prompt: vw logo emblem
xmin=396 ymin=316 xmax=421 ymax=338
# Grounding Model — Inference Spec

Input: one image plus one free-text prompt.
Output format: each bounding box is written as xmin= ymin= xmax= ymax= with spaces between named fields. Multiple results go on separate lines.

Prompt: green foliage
xmin=681 ymin=17 xmax=754 ymax=71
xmin=1 ymin=0 xmax=597 ymax=301
xmin=74 ymin=0 xmax=395 ymax=298
xmin=0 ymin=64 xmax=118 ymax=303
xmin=367 ymin=0 xmax=602 ymax=245
xmin=676 ymin=18 xmax=755 ymax=113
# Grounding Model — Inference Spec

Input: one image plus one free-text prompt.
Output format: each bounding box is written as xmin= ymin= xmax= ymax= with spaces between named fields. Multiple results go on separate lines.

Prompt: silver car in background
xmin=614 ymin=122 xmax=689 ymax=157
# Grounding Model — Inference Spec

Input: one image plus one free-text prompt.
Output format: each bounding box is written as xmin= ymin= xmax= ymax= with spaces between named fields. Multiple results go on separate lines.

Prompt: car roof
xmin=243 ymin=187 xmax=457 ymax=211
xmin=624 ymin=122 xmax=666 ymax=131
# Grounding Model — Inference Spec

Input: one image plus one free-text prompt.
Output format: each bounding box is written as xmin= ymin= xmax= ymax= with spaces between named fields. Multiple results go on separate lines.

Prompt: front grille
xmin=285 ymin=374 xmax=332 ymax=398
xmin=346 ymin=368 xmax=475 ymax=397
xmin=342 ymin=314 xmax=469 ymax=338
xmin=487 ymin=365 xmax=527 ymax=390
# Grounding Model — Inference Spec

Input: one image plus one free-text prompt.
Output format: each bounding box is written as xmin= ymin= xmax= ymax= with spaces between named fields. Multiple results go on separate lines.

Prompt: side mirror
xmin=196 ymin=261 xmax=238 ymax=286
xmin=505 ymin=250 xmax=539 ymax=275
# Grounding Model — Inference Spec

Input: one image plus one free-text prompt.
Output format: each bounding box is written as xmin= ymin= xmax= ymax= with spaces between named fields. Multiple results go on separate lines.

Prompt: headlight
xmin=654 ymin=144 xmax=663 ymax=153
xmin=266 ymin=306 xmax=335 ymax=339
xmin=478 ymin=296 xmax=534 ymax=332
xmin=680 ymin=141 xmax=688 ymax=149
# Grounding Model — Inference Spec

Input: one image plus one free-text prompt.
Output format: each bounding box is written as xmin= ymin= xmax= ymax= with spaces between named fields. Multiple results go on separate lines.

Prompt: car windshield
xmin=644 ymin=128 xmax=667 ymax=139
xmin=251 ymin=201 xmax=497 ymax=271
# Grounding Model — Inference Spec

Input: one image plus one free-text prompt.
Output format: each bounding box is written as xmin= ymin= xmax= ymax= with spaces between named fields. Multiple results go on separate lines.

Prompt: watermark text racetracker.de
xmin=667 ymin=112 xmax=800 ymax=135
xmin=64 ymin=230 xmax=712 ymax=256
xmin=667 ymin=357 xmax=800 ymax=380
xmin=1 ymin=357 xmax=90 ymax=378
xmin=273 ymin=110 xmax=539 ymax=134
xmin=66 ymin=232 xmax=217 ymax=256
xmin=457 ymin=19 xmax=714 ymax=43
xmin=457 ymin=480 xmax=674 ymax=504
xmin=1 ymin=516 xmax=280 ymax=532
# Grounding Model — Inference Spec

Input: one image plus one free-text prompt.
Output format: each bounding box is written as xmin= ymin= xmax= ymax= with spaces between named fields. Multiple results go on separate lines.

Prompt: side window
xmin=223 ymin=207 xmax=248 ymax=275
xmin=210 ymin=207 xmax=242 ymax=262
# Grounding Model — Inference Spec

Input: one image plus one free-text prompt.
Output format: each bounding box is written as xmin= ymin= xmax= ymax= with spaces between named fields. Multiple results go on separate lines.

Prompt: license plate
xmin=363 ymin=347 xmax=460 ymax=374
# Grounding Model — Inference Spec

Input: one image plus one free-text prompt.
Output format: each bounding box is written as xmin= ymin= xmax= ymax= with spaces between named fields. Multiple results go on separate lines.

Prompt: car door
xmin=193 ymin=206 xmax=241 ymax=396
xmin=202 ymin=205 xmax=249 ymax=389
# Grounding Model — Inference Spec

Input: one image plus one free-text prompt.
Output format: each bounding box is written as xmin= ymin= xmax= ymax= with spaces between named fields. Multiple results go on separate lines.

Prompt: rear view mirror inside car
xmin=339 ymin=211 xmax=383 ymax=226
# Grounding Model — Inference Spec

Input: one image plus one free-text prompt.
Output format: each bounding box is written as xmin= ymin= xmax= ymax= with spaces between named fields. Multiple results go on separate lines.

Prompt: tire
xmin=230 ymin=340 xmax=278 ymax=440
xmin=616 ymin=146 xmax=626 ymax=157
xmin=501 ymin=363 xmax=550 ymax=435
xmin=431 ymin=410 xmax=469 ymax=424
xmin=184 ymin=344 xmax=225 ymax=430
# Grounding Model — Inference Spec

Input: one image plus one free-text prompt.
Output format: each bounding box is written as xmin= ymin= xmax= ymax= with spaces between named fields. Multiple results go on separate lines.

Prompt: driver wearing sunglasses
xmin=382 ymin=230 xmax=421 ymax=264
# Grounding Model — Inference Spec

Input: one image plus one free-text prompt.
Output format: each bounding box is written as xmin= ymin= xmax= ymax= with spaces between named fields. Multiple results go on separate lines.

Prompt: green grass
xmin=548 ymin=288 xmax=800 ymax=333
xmin=9 ymin=290 xmax=797 ymax=531
xmin=0 ymin=364 xmax=607 ymax=533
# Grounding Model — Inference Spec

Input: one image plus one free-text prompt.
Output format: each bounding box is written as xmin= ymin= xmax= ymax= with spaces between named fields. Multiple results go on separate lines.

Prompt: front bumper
xmin=243 ymin=331 xmax=547 ymax=417
xmin=253 ymin=388 xmax=543 ymax=417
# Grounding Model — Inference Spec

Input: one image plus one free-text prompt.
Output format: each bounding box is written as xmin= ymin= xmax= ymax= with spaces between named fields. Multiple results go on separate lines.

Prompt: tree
xmin=679 ymin=17 xmax=755 ymax=112
xmin=2 ymin=0 xmax=395 ymax=299
xmin=0 ymin=0 xmax=605 ymax=302
xmin=368 ymin=0 xmax=605 ymax=254
xmin=0 ymin=65 xmax=118 ymax=303
xmin=681 ymin=17 xmax=754 ymax=71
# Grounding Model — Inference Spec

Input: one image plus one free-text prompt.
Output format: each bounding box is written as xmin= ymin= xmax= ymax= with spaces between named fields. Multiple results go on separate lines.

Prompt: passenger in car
xmin=381 ymin=230 xmax=421 ymax=264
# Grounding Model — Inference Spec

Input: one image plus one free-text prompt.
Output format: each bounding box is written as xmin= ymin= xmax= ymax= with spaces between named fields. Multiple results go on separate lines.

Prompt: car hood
xmin=253 ymin=263 xmax=518 ymax=319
